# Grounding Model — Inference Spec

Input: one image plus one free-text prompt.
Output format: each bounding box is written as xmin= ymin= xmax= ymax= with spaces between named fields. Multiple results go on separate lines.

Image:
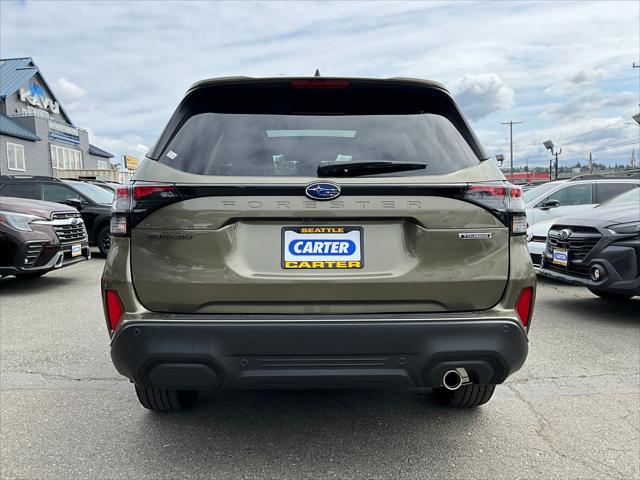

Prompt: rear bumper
xmin=110 ymin=319 xmax=528 ymax=392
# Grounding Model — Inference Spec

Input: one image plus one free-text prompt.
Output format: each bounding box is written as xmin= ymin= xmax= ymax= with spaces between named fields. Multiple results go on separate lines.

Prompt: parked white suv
xmin=523 ymin=175 xmax=639 ymax=226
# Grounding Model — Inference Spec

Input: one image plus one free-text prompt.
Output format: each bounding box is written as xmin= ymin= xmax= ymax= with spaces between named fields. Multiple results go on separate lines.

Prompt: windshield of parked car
xmin=158 ymin=113 xmax=480 ymax=177
xmin=64 ymin=181 xmax=114 ymax=205
xmin=522 ymin=182 xmax=561 ymax=204
xmin=597 ymin=186 xmax=640 ymax=207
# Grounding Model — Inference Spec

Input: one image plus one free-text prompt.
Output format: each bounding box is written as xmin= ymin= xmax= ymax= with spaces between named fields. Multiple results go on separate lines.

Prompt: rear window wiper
xmin=317 ymin=161 xmax=427 ymax=177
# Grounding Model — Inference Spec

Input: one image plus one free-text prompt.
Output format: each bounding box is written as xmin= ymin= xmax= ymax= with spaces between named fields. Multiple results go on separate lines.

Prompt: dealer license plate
xmin=282 ymin=226 xmax=363 ymax=269
xmin=552 ymin=248 xmax=568 ymax=266
xmin=71 ymin=243 xmax=82 ymax=257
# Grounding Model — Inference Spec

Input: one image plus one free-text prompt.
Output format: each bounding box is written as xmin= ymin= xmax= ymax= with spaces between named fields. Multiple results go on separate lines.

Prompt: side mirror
xmin=540 ymin=199 xmax=560 ymax=210
xmin=63 ymin=198 xmax=84 ymax=211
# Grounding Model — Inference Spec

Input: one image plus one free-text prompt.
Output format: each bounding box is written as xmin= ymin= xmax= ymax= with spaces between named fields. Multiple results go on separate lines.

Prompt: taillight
xmin=111 ymin=186 xmax=130 ymax=236
xmin=110 ymin=183 xmax=181 ymax=237
xmin=463 ymin=182 xmax=526 ymax=235
xmin=133 ymin=185 xmax=177 ymax=201
xmin=515 ymin=287 xmax=533 ymax=327
xmin=105 ymin=289 xmax=124 ymax=331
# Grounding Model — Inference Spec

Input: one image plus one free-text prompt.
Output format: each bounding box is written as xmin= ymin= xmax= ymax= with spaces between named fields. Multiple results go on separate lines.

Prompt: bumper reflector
xmin=516 ymin=287 xmax=533 ymax=327
xmin=105 ymin=289 xmax=124 ymax=331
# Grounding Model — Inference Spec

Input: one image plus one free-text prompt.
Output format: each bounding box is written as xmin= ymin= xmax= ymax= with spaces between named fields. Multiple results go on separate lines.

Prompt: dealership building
xmin=0 ymin=57 xmax=113 ymax=177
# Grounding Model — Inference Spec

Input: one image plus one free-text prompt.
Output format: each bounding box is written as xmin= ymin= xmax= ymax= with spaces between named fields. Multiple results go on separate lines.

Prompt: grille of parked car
xmin=52 ymin=212 xmax=81 ymax=220
xmin=546 ymin=225 xmax=602 ymax=277
xmin=23 ymin=242 xmax=44 ymax=267
xmin=52 ymin=214 xmax=87 ymax=245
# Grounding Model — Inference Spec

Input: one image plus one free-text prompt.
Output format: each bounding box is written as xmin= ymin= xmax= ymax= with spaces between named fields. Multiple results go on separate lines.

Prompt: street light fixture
xmin=544 ymin=140 xmax=562 ymax=181
xmin=495 ymin=154 xmax=504 ymax=167
xmin=633 ymin=113 xmax=640 ymax=125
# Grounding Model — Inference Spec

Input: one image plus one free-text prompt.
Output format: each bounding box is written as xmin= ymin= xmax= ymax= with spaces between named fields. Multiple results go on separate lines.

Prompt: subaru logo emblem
xmin=558 ymin=229 xmax=571 ymax=240
xmin=71 ymin=218 xmax=79 ymax=226
xmin=305 ymin=182 xmax=341 ymax=201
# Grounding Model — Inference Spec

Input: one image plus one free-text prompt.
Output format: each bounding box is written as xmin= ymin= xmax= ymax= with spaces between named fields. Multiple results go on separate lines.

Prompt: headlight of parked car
xmin=0 ymin=211 xmax=46 ymax=232
xmin=608 ymin=222 xmax=640 ymax=235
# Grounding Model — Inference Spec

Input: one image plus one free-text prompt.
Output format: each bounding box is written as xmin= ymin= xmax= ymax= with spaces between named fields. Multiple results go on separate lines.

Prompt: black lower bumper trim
xmin=110 ymin=319 xmax=529 ymax=391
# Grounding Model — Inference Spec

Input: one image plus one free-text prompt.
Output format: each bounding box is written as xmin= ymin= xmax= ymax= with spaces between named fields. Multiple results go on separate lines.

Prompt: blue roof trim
xmin=0 ymin=113 xmax=40 ymax=141
xmin=49 ymin=131 xmax=81 ymax=146
xmin=88 ymin=144 xmax=114 ymax=158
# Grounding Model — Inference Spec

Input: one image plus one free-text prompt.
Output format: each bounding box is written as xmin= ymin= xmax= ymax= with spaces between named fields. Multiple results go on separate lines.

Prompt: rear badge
xmin=459 ymin=232 xmax=492 ymax=240
xmin=305 ymin=182 xmax=341 ymax=201
xmin=282 ymin=226 xmax=363 ymax=269
xmin=145 ymin=232 xmax=193 ymax=240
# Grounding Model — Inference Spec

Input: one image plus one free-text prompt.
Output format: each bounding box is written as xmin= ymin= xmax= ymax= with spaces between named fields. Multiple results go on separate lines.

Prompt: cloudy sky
xmin=1 ymin=0 xmax=638 ymax=168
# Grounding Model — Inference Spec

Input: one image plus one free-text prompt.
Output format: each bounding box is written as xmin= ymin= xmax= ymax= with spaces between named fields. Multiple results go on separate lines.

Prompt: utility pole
xmin=501 ymin=121 xmax=522 ymax=180
xmin=633 ymin=63 xmax=640 ymax=108
xmin=589 ymin=151 xmax=593 ymax=174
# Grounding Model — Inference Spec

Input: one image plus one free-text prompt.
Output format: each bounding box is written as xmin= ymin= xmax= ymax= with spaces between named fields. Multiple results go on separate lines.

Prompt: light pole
xmin=544 ymin=140 xmax=562 ymax=180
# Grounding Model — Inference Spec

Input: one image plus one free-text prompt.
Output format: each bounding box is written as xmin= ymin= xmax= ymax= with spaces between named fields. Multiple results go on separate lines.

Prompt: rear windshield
xmin=158 ymin=113 xmax=480 ymax=177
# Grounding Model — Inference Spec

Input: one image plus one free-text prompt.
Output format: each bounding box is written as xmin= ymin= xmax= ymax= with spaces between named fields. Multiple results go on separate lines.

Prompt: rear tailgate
xmin=130 ymin=183 xmax=509 ymax=314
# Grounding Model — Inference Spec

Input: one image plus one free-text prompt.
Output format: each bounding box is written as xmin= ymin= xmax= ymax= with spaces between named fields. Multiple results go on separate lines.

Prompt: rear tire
xmin=588 ymin=288 xmax=633 ymax=301
xmin=432 ymin=384 xmax=496 ymax=407
xmin=134 ymin=385 xmax=197 ymax=412
xmin=97 ymin=225 xmax=111 ymax=256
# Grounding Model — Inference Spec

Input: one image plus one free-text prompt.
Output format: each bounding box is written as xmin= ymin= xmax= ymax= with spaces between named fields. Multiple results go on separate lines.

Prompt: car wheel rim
xmin=100 ymin=232 xmax=111 ymax=252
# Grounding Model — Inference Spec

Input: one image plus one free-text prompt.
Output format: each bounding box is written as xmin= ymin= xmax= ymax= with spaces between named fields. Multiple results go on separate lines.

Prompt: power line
xmin=560 ymin=140 xmax=640 ymax=161
xmin=523 ymin=140 xmax=640 ymax=166
xmin=513 ymin=120 xmax=631 ymax=148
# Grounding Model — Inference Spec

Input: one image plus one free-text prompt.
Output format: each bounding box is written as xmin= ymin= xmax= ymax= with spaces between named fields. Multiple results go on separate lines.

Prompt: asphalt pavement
xmin=1 ymin=255 xmax=639 ymax=480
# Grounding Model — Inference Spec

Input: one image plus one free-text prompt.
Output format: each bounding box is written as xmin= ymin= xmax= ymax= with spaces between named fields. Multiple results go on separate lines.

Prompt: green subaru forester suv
xmin=102 ymin=77 xmax=535 ymax=412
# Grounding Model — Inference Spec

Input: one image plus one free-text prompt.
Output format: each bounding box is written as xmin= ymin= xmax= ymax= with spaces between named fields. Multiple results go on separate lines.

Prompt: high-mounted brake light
xmin=515 ymin=287 xmax=534 ymax=327
xmin=290 ymin=79 xmax=350 ymax=89
xmin=105 ymin=289 xmax=124 ymax=331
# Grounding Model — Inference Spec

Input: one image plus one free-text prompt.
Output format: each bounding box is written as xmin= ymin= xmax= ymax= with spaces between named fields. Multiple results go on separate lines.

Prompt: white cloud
xmin=541 ymin=91 xmax=636 ymax=121
xmin=568 ymin=67 xmax=606 ymax=85
xmin=54 ymin=77 xmax=87 ymax=102
xmin=88 ymin=132 xmax=149 ymax=164
xmin=453 ymin=74 xmax=515 ymax=121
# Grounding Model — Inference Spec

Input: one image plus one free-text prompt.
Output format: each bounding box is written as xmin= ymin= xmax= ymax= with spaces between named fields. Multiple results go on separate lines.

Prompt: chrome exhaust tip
xmin=442 ymin=368 xmax=470 ymax=391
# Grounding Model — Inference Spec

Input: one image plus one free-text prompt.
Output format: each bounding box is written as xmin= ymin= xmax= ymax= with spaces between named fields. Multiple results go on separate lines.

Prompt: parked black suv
xmin=539 ymin=188 xmax=640 ymax=300
xmin=0 ymin=176 xmax=113 ymax=255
